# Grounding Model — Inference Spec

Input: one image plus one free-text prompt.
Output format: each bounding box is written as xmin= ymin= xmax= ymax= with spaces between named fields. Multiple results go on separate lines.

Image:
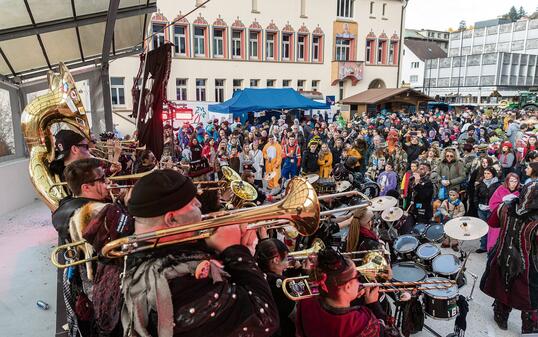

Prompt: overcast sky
xmin=405 ymin=0 xmax=537 ymax=31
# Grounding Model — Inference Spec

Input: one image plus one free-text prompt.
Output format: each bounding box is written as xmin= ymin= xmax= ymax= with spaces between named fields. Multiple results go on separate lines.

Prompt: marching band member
xmin=296 ymin=249 xmax=385 ymax=337
xmin=121 ymin=170 xmax=278 ymax=337
xmin=51 ymin=158 xmax=117 ymax=336
xmin=263 ymin=135 xmax=283 ymax=191
xmin=49 ymin=130 xmax=93 ymax=180
xmin=255 ymin=238 xmax=296 ymax=337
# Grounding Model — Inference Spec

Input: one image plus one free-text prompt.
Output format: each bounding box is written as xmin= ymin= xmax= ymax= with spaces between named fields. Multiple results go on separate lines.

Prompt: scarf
xmin=483 ymin=176 xmax=498 ymax=188
xmin=122 ymin=254 xmax=228 ymax=337
xmin=449 ymin=198 xmax=462 ymax=206
xmin=359 ymin=226 xmax=379 ymax=241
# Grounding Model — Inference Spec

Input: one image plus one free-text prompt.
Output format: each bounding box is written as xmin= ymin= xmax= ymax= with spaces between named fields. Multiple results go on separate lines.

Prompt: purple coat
xmin=377 ymin=171 xmax=398 ymax=196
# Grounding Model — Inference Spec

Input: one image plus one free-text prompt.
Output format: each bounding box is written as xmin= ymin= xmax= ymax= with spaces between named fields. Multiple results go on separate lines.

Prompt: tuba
xmin=21 ymin=62 xmax=90 ymax=211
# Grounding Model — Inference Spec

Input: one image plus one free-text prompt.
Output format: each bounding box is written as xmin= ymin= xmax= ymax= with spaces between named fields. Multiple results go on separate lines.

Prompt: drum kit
xmin=390 ymin=216 xmax=488 ymax=336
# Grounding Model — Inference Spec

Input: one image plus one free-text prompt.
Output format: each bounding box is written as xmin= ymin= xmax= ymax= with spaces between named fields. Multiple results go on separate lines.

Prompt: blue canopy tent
xmin=208 ymin=88 xmax=329 ymax=123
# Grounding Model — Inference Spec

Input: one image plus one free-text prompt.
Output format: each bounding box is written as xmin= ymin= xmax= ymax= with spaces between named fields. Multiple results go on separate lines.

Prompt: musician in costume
xmin=49 ymin=130 xmax=92 ymax=180
xmin=480 ymin=164 xmax=538 ymax=334
xmin=52 ymin=158 xmax=130 ymax=337
xmin=263 ymin=135 xmax=283 ymax=191
xmin=295 ymin=249 xmax=386 ymax=337
xmin=255 ymin=238 xmax=296 ymax=337
xmin=281 ymin=135 xmax=301 ymax=183
xmin=121 ymin=170 xmax=278 ymax=337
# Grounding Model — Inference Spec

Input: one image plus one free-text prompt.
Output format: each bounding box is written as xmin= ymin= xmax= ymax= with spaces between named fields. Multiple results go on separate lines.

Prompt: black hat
xmin=55 ymin=130 xmax=85 ymax=160
xmin=128 ymin=170 xmax=198 ymax=217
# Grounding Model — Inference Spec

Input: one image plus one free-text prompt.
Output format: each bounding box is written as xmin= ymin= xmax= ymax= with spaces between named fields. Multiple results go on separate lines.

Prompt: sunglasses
xmin=75 ymin=143 xmax=90 ymax=150
xmin=446 ymin=154 xmax=455 ymax=158
xmin=85 ymin=174 xmax=106 ymax=185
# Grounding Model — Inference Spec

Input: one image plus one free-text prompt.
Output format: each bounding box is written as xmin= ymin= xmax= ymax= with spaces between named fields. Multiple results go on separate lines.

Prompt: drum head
xmin=394 ymin=235 xmax=419 ymax=254
xmin=422 ymin=277 xmax=458 ymax=298
xmin=392 ymin=262 xmax=427 ymax=282
xmin=425 ymin=224 xmax=445 ymax=242
xmin=432 ymin=254 xmax=461 ymax=276
xmin=412 ymin=223 xmax=428 ymax=237
xmin=417 ymin=243 xmax=440 ymax=260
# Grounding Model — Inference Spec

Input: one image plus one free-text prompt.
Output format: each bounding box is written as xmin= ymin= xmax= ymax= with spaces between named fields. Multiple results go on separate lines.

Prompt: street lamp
xmin=456 ymin=20 xmax=466 ymax=104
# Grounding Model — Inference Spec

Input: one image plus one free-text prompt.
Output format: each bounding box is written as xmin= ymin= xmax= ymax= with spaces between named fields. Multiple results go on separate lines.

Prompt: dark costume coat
xmin=480 ymin=180 xmax=538 ymax=311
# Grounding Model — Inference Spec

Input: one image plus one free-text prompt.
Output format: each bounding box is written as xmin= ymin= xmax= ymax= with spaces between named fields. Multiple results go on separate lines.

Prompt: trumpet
xmin=49 ymin=170 xmax=154 ymax=192
xmin=288 ymin=238 xmax=325 ymax=261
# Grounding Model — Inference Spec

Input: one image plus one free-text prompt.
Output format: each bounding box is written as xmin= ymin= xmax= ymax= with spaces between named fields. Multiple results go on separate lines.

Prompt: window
xmin=297 ymin=80 xmax=305 ymax=91
xmin=176 ymin=78 xmax=187 ymax=100
xmin=250 ymin=79 xmax=259 ymax=87
xmin=312 ymin=80 xmax=319 ymax=91
xmin=215 ymin=79 xmax=225 ymax=103
xmin=266 ymin=79 xmax=275 ymax=87
xmin=283 ymin=79 xmax=291 ymax=87
xmin=411 ymin=61 xmax=419 ymax=68
xmin=213 ymin=29 xmax=224 ymax=57
xmin=337 ymin=0 xmax=354 ymax=18
xmin=282 ymin=34 xmax=292 ymax=60
xmin=173 ymin=26 xmax=187 ymax=56
xmin=196 ymin=79 xmax=206 ymax=101
xmin=249 ymin=31 xmax=259 ymax=59
xmin=366 ymin=39 xmax=374 ymax=63
xmin=297 ymin=35 xmax=306 ymax=61
xmin=232 ymin=30 xmax=242 ymax=58
xmin=377 ymin=40 xmax=385 ymax=64
xmin=388 ymin=41 xmax=399 ymax=64
xmin=382 ymin=3 xmax=387 ymax=16
xmin=266 ymin=32 xmax=275 ymax=60
xmin=335 ymin=38 xmax=350 ymax=61
xmin=369 ymin=1 xmax=374 ymax=15
xmin=233 ymin=79 xmax=243 ymax=92
xmin=0 ymin=88 xmax=15 ymax=158
xmin=194 ymin=27 xmax=206 ymax=57
xmin=410 ymin=75 xmax=418 ymax=83
xmin=312 ymin=36 xmax=321 ymax=62
xmin=152 ymin=24 xmax=165 ymax=50
xmin=110 ymin=77 xmax=125 ymax=105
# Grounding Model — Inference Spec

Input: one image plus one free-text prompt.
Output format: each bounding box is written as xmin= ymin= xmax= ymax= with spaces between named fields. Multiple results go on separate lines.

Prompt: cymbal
xmin=305 ymin=174 xmax=319 ymax=184
xmin=369 ymin=196 xmax=398 ymax=212
xmin=335 ymin=181 xmax=352 ymax=193
xmin=381 ymin=207 xmax=404 ymax=222
xmin=444 ymin=216 xmax=489 ymax=241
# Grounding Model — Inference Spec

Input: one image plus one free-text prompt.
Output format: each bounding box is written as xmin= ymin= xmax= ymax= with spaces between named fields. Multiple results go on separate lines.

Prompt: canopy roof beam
xmin=0 ymin=3 xmax=156 ymax=42
xmin=23 ymin=0 xmax=51 ymax=69
xmin=70 ymin=0 xmax=85 ymax=62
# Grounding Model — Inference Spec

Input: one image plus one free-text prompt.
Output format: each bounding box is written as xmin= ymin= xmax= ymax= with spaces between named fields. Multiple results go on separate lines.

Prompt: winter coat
xmin=474 ymin=177 xmax=501 ymax=208
xmin=436 ymin=148 xmax=466 ymax=191
xmin=439 ymin=199 xmax=465 ymax=219
xmin=317 ymin=152 xmax=333 ymax=178
xmin=302 ymin=150 xmax=320 ymax=174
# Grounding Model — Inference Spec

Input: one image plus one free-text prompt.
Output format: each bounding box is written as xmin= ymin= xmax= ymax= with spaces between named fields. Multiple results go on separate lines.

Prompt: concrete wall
xmin=400 ymin=45 xmax=424 ymax=88
xmin=0 ymin=159 xmax=39 ymax=216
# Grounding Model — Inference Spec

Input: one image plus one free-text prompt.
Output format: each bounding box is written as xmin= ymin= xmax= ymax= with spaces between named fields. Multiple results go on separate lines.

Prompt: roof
xmin=341 ymin=88 xmax=432 ymax=104
xmin=0 ymin=0 xmax=156 ymax=82
xmin=208 ymin=88 xmax=329 ymax=116
xmin=404 ymin=29 xmax=424 ymax=39
xmin=404 ymin=39 xmax=447 ymax=61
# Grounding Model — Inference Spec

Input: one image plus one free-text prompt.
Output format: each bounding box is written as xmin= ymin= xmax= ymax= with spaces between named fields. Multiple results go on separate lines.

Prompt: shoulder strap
xmin=51 ymin=197 xmax=93 ymax=242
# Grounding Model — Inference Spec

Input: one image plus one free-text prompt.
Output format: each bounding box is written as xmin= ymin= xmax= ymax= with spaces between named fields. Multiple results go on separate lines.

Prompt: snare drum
xmin=432 ymin=254 xmax=466 ymax=287
xmin=393 ymin=235 xmax=419 ymax=260
xmin=392 ymin=262 xmax=427 ymax=282
xmin=422 ymin=277 xmax=459 ymax=320
xmin=424 ymin=223 xmax=445 ymax=243
xmin=416 ymin=243 xmax=440 ymax=271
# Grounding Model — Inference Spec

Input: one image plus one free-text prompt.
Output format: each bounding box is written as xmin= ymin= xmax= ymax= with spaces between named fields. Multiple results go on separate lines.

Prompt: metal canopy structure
xmin=0 ymin=0 xmax=156 ymax=82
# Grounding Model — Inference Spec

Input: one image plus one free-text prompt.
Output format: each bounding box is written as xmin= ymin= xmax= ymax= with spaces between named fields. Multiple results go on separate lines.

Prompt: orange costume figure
xmin=386 ymin=130 xmax=399 ymax=154
xmin=262 ymin=136 xmax=283 ymax=190
xmin=317 ymin=143 xmax=333 ymax=178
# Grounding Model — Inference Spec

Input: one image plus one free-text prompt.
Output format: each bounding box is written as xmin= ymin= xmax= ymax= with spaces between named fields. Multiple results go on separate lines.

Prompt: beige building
xmin=109 ymin=0 xmax=406 ymax=121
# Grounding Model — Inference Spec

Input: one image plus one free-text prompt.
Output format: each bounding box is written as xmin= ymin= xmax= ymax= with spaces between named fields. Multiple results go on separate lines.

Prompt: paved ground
xmin=0 ymin=200 xmax=525 ymax=337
